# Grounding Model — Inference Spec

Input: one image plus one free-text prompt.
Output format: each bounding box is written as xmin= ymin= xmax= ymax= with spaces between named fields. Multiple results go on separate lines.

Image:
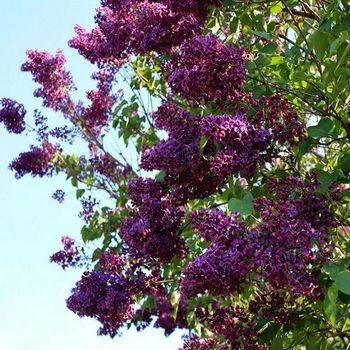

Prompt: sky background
xmin=0 ymin=1 xmax=183 ymax=349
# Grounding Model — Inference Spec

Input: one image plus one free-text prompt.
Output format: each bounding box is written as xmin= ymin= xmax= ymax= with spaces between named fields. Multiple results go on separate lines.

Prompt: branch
xmin=284 ymin=8 xmax=320 ymax=21
xmin=280 ymin=0 xmax=323 ymax=76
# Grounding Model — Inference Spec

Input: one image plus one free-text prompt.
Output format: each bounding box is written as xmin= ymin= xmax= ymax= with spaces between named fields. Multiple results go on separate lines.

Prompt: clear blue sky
xmin=0 ymin=1 xmax=183 ymax=349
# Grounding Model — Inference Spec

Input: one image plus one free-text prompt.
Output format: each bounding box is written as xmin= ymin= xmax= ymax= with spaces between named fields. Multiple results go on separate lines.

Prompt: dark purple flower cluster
xmin=0 ymin=98 xmax=26 ymax=134
xmin=69 ymin=0 xmax=222 ymax=66
xmin=99 ymin=250 xmax=126 ymax=275
xmin=167 ymin=35 xmax=246 ymax=104
xmin=33 ymin=110 xmax=49 ymax=141
xmin=33 ymin=110 xmax=77 ymax=143
xmin=258 ymin=174 xmax=336 ymax=238
xmin=141 ymin=102 xmax=226 ymax=204
xmin=190 ymin=209 xmax=247 ymax=243
xmin=179 ymin=335 xmax=218 ymax=350
xmin=78 ymin=70 xmax=117 ymax=137
xmin=129 ymin=270 xmax=189 ymax=336
xmin=249 ymin=292 xmax=293 ymax=326
xmin=204 ymin=304 xmax=265 ymax=350
xmin=21 ymin=50 xmax=75 ymax=113
xmin=256 ymin=93 xmax=305 ymax=146
xmin=120 ymin=178 xmax=187 ymax=263
xmin=50 ymin=236 xmax=83 ymax=269
xmin=201 ymin=112 xmax=271 ymax=178
xmin=79 ymin=196 xmax=100 ymax=223
xmin=181 ymin=176 xmax=334 ymax=300
xmin=152 ymin=295 xmax=188 ymax=336
xmin=9 ymin=142 xmax=58 ymax=179
xmin=66 ymin=270 xmax=135 ymax=337
xmin=153 ymin=297 xmax=179 ymax=335
xmin=180 ymin=214 xmax=257 ymax=298
xmin=141 ymin=103 xmax=274 ymax=203
xmin=49 ymin=126 xmax=77 ymax=144
xmin=52 ymin=189 xmax=66 ymax=203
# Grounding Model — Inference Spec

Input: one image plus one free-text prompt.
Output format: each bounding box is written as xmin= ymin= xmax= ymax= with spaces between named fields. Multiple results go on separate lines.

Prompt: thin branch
xmin=280 ymin=0 xmax=323 ymax=76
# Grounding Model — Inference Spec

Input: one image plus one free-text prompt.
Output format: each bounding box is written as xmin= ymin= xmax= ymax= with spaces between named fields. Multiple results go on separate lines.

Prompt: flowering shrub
xmin=2 ymin=0 xmax=350 ymax=348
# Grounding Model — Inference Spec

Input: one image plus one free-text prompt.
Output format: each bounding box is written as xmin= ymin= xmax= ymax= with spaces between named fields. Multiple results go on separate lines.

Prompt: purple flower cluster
xmin=256 ymin=93 xmax=305 ymax=146
xmin=0 ymin=98 xmax=26 ymax=134
xmin=141 ymin=103 xmax=274 ymax=203
xmin=120 ymin=178 xmax=187 ymax=263
xmin=249 ymin=292 xmax=293 ymax=325
xmin=79 ymin=196 xmax=100 ymax=223
xmin=52 ymin=189 xmax=66 ymax=203
xmin=99 ymin=250 xmax=126 ymax=275
xmin=78 ymin=69 xmax=117 ymax=137
xmin=153 ymin=297 xmax=180 ymax=335
xmin=66 ymin=270 xmax=135 ymax=337
xmin=131 ymin=270 xmax=189 ymax=336
xmin=69 ymin=0 xmax=222 ymax=66
xmin=32 ymin=109 xmax=77 ymax=144
xmin=167 ymin=35 xmax=246 ymax=104
xmin=179 ymin=335 xmax=218 ymax=350
xmin=180 ymin=213 xmax=257 ymax=298
xmin=50 ymin=126 xmax=77 ymax=144
xmin=205 ymin=304 xmax=265 ymax=350
xmin=141 ymin=102 xmax=226 ymax=204
xmin=9 ymin=142 xmax=58 ymax=179
xmin=91 ymin=152 xmax=132 ymax=181
xmin=21 ymin=50 xmax=75 ymax=113
xmin=50 ymin=236 xmax=83 ymax=269
xmin=181 ymin=176 xmax=334 ymax=300
xmin=201 ymin=112 xmax=271 ymax=178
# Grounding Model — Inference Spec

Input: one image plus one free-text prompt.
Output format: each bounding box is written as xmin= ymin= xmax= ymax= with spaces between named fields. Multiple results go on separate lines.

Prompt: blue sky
xmin=0 ymin=1 xmax=183 ymax=349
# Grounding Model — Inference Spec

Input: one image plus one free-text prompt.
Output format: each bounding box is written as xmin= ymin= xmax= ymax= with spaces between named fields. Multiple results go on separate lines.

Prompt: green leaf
xmin=338 ymin=152 xmax=350 ymax=173
xmin=259 ymin=323 xmax=281 ymax=344
xmin=330 ymin=38 xmax=344 ymax=55
xmin=270 ymin=1 xmax=284 ymax=14
xmin=142 ymin=296 xmax=157 ymax=310
xmin=76 ymin=189 xmax=85 ymax=199
xmin=307 ymin=118 xmax=334 ymax=138
xmin=92 ymin=248 xmax=102 ymax=262
xmin=324 ymin=284 xmax=338 ymax=325
xmin=324 ymin=263 xmax=346 ymax=280
xmin=155 ymin=170 xmax=166 ymax=182
xmin=71 ymin=177 xmax=78 ymax=187
xmin=298 ymin=138 xmax=313 ymax=156
xmin=271 ymin=333 xmax=284 ymax=350
xmin=335 ymin=43 xmax=350 ymax=70
xmin=270 ymin=55 xmax=284 ymax=65
xmin=228 ymin=192 xmax=254 ymax=215
xmin=199 ymin=136 xmax=208 ymax=156
xmin=251 ymin=30 xmax=271 ymax=40
xmin=335 ymin=271 xmax=350 ymax=295
xmin=170 ymin=291 xmax=180 ymax=318
xmin=261 ymin=43 xmax=278 ymax=54
xmin=309 ymin=30 xmax=330 ymax=59
xmin=317 ymin=170 xmax=342 ymax=193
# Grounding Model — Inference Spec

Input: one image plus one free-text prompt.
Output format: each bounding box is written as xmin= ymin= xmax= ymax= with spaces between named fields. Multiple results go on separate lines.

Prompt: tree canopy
xmin=1 ymin=0 xmax=350 ymax=349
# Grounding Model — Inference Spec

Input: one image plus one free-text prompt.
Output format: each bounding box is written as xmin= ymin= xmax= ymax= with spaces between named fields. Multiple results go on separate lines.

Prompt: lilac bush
xmin=2 ymin=0 xmax=350 ymax=348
